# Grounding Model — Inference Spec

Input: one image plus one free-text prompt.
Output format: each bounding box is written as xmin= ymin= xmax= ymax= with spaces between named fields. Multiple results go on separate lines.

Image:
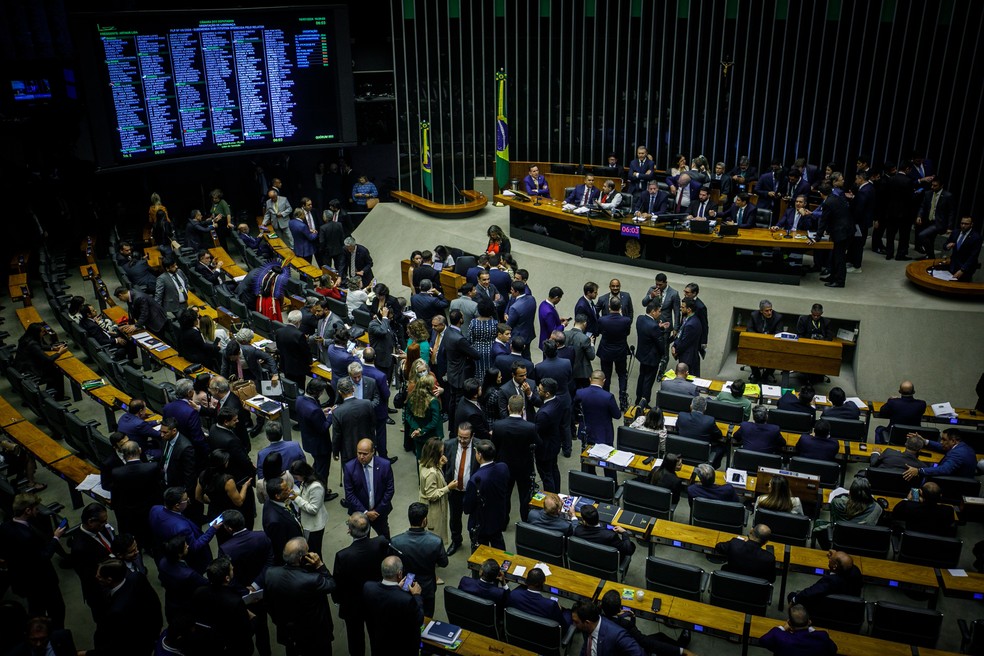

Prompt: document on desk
xmin=588 ymin=443 xmax=615 ymax=459
xmin=948 ymin=569 xmax=968 ymax=577
xmin=931 ymin=402 xmax=957 ymax=417
xmin=847 ymin=396 xmax=866 ymax=410
xmin=692 ymin=377 xmax=713 ymax=389
xmin=533 ymin=563 xmax=552 ymax=577
xmin=664 ymin=416 xmax=678 ymax=428
xmin=608 ymin=450 xmax=636 ymax=467
xmin=835 ymin=328 xmax=856 ymax=342
xmin=761 ymin=384 xmax=782 ymax=398
xmin=931 ymin=270 xmax=958 ymax=281
xmin=260 ymin=380 xmax=282 ymax=397
xmin=813 ymin=394 xmax=828 ymax=404
xmin=725 ymin=468 xmax=748 ymax=489
xmin=512 ymin=565 xmax=527 ymax=578
xmin=76 ymin=473 xmax=111 ymax=499
xmin=233 ymin=274 xmax=247 ymax=282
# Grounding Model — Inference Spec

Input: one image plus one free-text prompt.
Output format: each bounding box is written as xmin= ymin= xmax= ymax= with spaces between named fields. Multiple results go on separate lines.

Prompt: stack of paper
xmin=814 ymin=394 xmax=828 ymax=404
xmin=664 ymin=416 xmax=678 ymax=428
xmin=76 ymin=473 xmax=111 ymax=499
xmin=608 ymin=450 xmax=636 ymax=467
xmin=533 ymin=563 xmax=552 ymax=577
xmin=761 ymin=384 xmax=782 ymax=397
xmin=846 ymin=396 xmax=866 ymax=410
xmin=588 ymin=443 xmax=615 ymax=459
xmin=931 ymin=402 xmax=957 ymax=417
xmin=725 ymin=468 xmax=748 ymax=489
xmin=692 ymin=377 xmax=713 ymax=389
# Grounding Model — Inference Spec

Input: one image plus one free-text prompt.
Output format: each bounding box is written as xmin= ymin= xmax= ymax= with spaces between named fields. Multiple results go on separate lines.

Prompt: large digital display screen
xmin=74 ymin=7 xmax=356 ymax=168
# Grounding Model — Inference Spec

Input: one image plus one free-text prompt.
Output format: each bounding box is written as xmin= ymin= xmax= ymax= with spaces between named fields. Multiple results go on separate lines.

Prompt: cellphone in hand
xmin=208 ymin=516 xmax=224 ymax=528
xmin=402 ymin=572 xmax=416 ymax=591
xmin=57 ymin=518 xmax=68 ymax=530
xmin=500 ymin=560 xmax=511 ymax=573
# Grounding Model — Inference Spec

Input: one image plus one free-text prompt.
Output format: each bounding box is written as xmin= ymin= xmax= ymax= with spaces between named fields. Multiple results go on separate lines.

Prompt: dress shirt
xmin=171 ymin=273 xmax=187 ymax=303
xmin=455 ymin=442 xmax=474 ymax=488
xmin=364 ymin=458 xmax=375 ymax=508
xmin=585 ymin=619 xmax=601 ymax=656
xmin=354 ymin=378 xmax=364 ymax=399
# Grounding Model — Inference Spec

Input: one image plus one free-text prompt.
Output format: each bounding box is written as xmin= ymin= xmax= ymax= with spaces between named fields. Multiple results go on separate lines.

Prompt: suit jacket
xmin=627 ymin=157 xmax=656 ymax=192
xmin=877 ymin=395 xmax=926 ymax=427
xmin=80 ymin=315 xmax=120 ymax=351
xmin=154 ymin=270 xmax=189 ymax=315
xmin=493 ymin=352 xmax=532 ymax=378
xmin=565 ymin=328 xmax=596 ymax=380
xmin=5 ymin=630 xmax=77 ymax=656
xmin=262 ymin=501 xmax=303 ymax=564
xmin=458 ymin=576 xmax=510 ymax=606
xmin=492 ymin=415 xmax=539 ymax=473
xmin=633 ymin=189 xmax=671 ymax=216
xmin=219 ymin=529 xmax=274 ymax=592
xmin=507 ymin=586 xmax=568 ymax=628
xmin=792 ymin=566 xmax=863 ymax=608
xmin=919 ymin=189 xmax=955 ymax=232
xmin=795 ymin=315 xmax=832 ymax=341
xmin=275 ymin=324 xmax=312 ymax=383
xmin=735 ymin=422 xmax=785 ymax=454
xmin=687 ymin=482 xmax=740 ymax=504
xmin=190 ymin=584 xmax=254 ymax=653
xmin=119 ymin=256 xmax=158 ymax=292
xmin=111 ymin=461 xmax=161 ymax=542
xmin=289 ymin=217 xmax=319 ymax=258
xmin=162 ymin=395 xmax=206 ymax=446
xmin=575 ymin=385 xmax=621 ymax=445
xmin=178 ymin=327 xmax=220 ymax=370
xmin=207 ymin=424 xmax=254 ymax=480
xmin=721 ymin=203 xmax=759 ymax=227
xmin=442 ymin=437 xmax=481 ymax=487
xmin=535 ymin=398 xmax=566 ymax=459
xmin=339 ymin=244 xmax=374 ymax=282
xmin=597 ymin=313 xmax=632 ymax=360
xmin=332 ymin=536 xmax=390 ymax=619
xmin=90 ymin=571 xmax=163 ymax=656
xmin=367 ymin=316 xmax=399 ymax=369
xmin=634 ymin=315 xmax=663 ymax=367
xmin=677 ymin=410 xmax=723 ymax=443
xmin=362 ymin=581 xmax=425 ymax=654
xmin=921 ymin=440 xmax=977 ymax=479
xmin=332 ymin=397 xmax=376 ymax=461
xmin=444 ymin=326 xmax=479 ymax=388
xmin=326 ymin=343 xmax=357 ymax=384
xmin=775 ymin=207 xmax=817 ymax=232
xmin=851 ymin=182 xmax=876 ymax=231
xmin=759 ymin=625 xmax=837 ymax=656
xmin=674 ymin=314 xmax=702 ymax=374
xmin=580 ymin=616 xmax=645 ymax=655
xmin=411 ymin=291 xmax=449 ymax=325
xmin=296 ymin=393 xmax=332 ymax=456
xmin=265 ymin=563 xmax=336 ymax=650
xmin=574 ymin=523 xmax=635 ymax=558
xmin=463 ymin=462 xmax=510 ymax=535
xmin=160 ymin=434 xmax=198 ymax=491
xmin=221 ymin=342 xmax=278 ymax=381
xmin=747 ymin=309 xmax=783 ymax=334
xmin=70 ymin=526 xmax=118 ymax=603
xmin=412 ymin=264 xmax=442 ymax=292
xmin=527 ymin=508 xmax=576 ymax=536
xmin=596 ymin=292 xmax=634 ymax=322
xmin=565 ymin=183 xmax=601 ymax=207
xmin=667 ymin=178 xmax=703 ymax=211
xmin=318 ymin=220 xmax=346 ymax=261
xmin=821 ymin=403 xmax=861 ymax=420
xmin=149 ymin=505 xmax=218 ymax=572
xmin=455 ymin=398 xmax=491 ymax=442
xmin=389 ymin=527 xmax=448 ymax=601
xmin=794 ymin=434 xmax=839 ymax=462
xmin=343 ymin=456 xmax=395 ymax=517
xmin=642 ymin=285 xmax=681 ymax=330
xmin=117 ymin=411 xmax=161 ymax=452
xmin=535 ymin=356 xmax=573 ymax=398
xmin=777 ymin=392 xmax=816 ymax=417
xmin=947 ymin=228 xmax=983 ymax=278
xmin=574 ymin=296 xmax=599 ymax=335
xmin=818 ymin=193 xmax=853 ymax=242
xmin=127 ymin=289 xmax=168 ymax=334
xmin=505 ymin=294 xmax=537 ymax=345
xmin=537 ymin=300 xmax=565 ymax=349
xmin=755 ymin=170 xmax=782 ymax=212
xmin=716 ymin=537 xmax=777 ymax=582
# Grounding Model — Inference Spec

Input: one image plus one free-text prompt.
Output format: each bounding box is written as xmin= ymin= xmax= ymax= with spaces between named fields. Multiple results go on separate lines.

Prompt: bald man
xmin=874 ymin=380 xmax=927 ymax=444
xmin=787 ymin=550 xmax=862 ymax=610
xmin=342 ymin=439 xmax=395 ymax=539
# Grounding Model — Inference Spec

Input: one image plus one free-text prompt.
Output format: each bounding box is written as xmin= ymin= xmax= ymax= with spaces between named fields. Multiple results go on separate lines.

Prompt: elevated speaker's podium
xmin=737 ymin=332 xmax=842 ymax=387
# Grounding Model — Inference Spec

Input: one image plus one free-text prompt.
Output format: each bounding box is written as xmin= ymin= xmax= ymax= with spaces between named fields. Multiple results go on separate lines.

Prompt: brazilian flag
xmin=420 ymin=121 xmax=433 ymax=193
xmin=495 ymin=70 xmax=509 ymax=189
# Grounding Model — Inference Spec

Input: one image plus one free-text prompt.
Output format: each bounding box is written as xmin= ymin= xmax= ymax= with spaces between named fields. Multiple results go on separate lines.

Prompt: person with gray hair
xmin=659 ymin=362 xmax=698 ymax=397
xmin=362 ymin=555 xmax=424 ymax=654
xmin=746 ymin=299 xmax=783 ymax=382
xmin=275 ymin=305 xmax=313 ymax=388
xmin=331 ymin=512 xmax=391 ymax=654
xmin=677 ymin=394 xmax=727 ymax=468
xmin=340 ymin=235 xmax=374 ymax=286
xmin=687 ymin=462 xmax=740 ymax=507
xmin=332 ymin=378 xmax=376 ymax=463
xmin=734 ymin=404 xmax=785 ymax=455
xmin=264 ymin=536 xmax=337 ymax=654
xmin=410 ymin=276 xmax=449 ymax=326
xmin=870 ymin=432 xmax=926 ymax=469
xmin=162 ymin=377 xmax=207 ymax=449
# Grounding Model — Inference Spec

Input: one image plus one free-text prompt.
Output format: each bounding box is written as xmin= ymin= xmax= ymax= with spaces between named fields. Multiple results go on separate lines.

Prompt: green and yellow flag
xmin=494 ymin=70 xmax=509 ymax=189
xmin=420 ymin=121 xmax=433 ymax=193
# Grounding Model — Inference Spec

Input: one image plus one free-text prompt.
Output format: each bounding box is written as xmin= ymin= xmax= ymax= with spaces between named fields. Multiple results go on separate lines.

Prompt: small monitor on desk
xmin=507 ymin=189 xmax=532 ymax=202
xmin=653 ymin=212 xmax=688 ymax=227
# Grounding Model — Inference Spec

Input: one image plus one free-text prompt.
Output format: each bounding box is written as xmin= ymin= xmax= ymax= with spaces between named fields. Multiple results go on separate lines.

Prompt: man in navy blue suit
xmin=903 ymin=427 xmax=978 ymax=483
xmin=758 ymin=604 xmax=838 ymax=656
xmin=218 ymin=509 xmax=274 ymax=655
xmin=361 ymin=347 xmax=394 ymax=456
xmin=735 ymin=405 xmax=786 ymax=454
xmin=667 ymin=172 xmax=702 ymax=213
xmin=535 ymin=379 xmax=565 ymax=493
xmin=597 ymin=296 xmax=632 ymax=405
xmin=162 ymin=378 xmax=207 ymax=451
xmin=535 ymin=340 xmax=573 ymax=456
xmin=772 ymin=195 xmax=816 ymax=233
xmin=632 ymin=180 xmax=669 ymax=218
xmin=463 ymin=439 xmax=510 ymax=550
xmin=288 ymin=208 xmax=319 ymax=259
xmin=505 ymin=280 xmax=537 ymax=359
xmin=575 ymin=371 xmax=621 ymax=479
xmin=671 ymin=298 xmax=703 ymax=377
xmin=149 ymin=486 xmax=220 ymax=573
xmin=755 ymin=160 xmax=784 ymax=213
xmin=494 ymin=336 xmax=534 ymax=378
xmin=874 ymin=380 xmax=926 ymax=444
xmin=777 ymin=385 xmax=817 ymax=417
xmin=718 ymin=193 xmax=759 ymax=227
xmin=575 ymin=281 xmax=600 ymax=336
xmin=571 ymin=600 xmax=643 ymax=655
xmin=497 ymin=360 xmax=540 ymax=420
xmin=634 ymin=300 xmax=664 ymax=406
xmin=627 ymin=145 xmax=655 ymax=193
xmin=945 ymin=215 xmax=983 ymax=281
xmin=677 ymin=396 xmax=727 ymax=468
xmin=331 ymin=512 xmax=391 ymax=655
xmin=458 ymin=558 xmax=509 ymax=607
xmin=410 ymin=278 xmax=449 ymax=326
xmin=490 ymin=323 xmax=512 ymax=362
xmin=687 ymin=463 xmax=740 ymax=506
xmin=563 ymin=173 xmax=601 ymax=211
xmin=793 ymin=419 xmax=839 ymax=462
xmin=295 ymin=378 xmax=338 ymax=499
xmin=343 ymin=438 xmax=395 ymax=539
xmin=506 ymin=568 xmax=570 ymax=629
xmin=116 ymin=398 xmax=161 ymax=455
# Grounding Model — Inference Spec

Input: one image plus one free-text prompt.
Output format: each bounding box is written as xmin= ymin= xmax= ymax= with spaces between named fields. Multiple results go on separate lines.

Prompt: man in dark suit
xmin=729 ymin=156 xmax=759 ymax=189
xmin=746 ymin=299 xmax=783 ymax=383
xmin=678 ymin=396 xmax=727 ymax=468
xmin=821 ymin=387 xmax=861 ymax=420
xmin=874 ymin=380 xmax=926 ymax=444
xmin=115 ymin=241 xmax=158 ymax=292
xmin=150 ymin=487 xmax=220 ymax=573
xmin=443 ymin=425 xmax=480 ymax=556
xmin=879 ymin=162 xmax=917 ymax=260
xmin=596 ymin=278 xmax=635 ymax=322
xmin=574 ymin=371 xmax=621 ymax=477
xmin=332 ymin=378 xmax=377 ymax=463
xmin=506 ymin=568 xmax=570 ymax=628
xmin=735 ymin=405 xmax=786 ymax=454
xmin=0 ymin=493 xmax=68 ymax=627
xmin=318 ymin=209 xmax=347 ymax=271
xmin=463 ymin=439 xmax=510 ymax=550
xmin=915 ymin=178 xmax=955 ymax=258
xmin=332 ymin=512 xmax=391 ymax=654
xmin=715 ymin=524 xmax=777 ymax=583
xmin=755 ymin=160 xmax=784 ymax=213
xmin=687 ymin=463 xmax=740 ymax=505
xmin=158 ymin=417 xmax=198 ymax=493
xmin=848 ymin=171 xmax=876 ymax=270
xmin=208 ymin=407 xmax=255 ymax=478
xmin=566 ymin=315 xmax=597 ymax=390
xmin=945 ymin=215 xmax=983 ymax=281
xmin=276 ymin=310 xmax=313 ymax=389
xmin=497 ymin=360 xmax=540 ymax=420
xmin=815 ymin=183 xmax=854 ymax=287
xmin=210 ymin=377 xmax=252 ymax=449
xmin=671 ymin=298 xmax=703 ymax=376
xmin=641 ymin=273 xmax=680 ymax=372
xmin=563 ymin=173 xmax=601 ymax=210
xmin=535 ymin=340 xmax=573 ymax=452
xmin=891 ymin=481 xmax=957 ymax=537
xmin=719 ymin=193 xmax=759 ymax=227
xmin=262 ymin=478 xmax=303 ymax=565
xmin=632 ymin=180 xmax=668 ymax=218
xmin=454 ymin=379 xmax=491 ymax=442
xmin=777 ymin=385 xmax=818 ymax=417
xmin=571 ymin=600 xmax=644 ymax=655
xmin=526 ymin=492 xmax=578 ymax=536
xmin=773 ymin=194 xmax=817 ymax=233
xmin=535 ymin=380 xmax=565 ymax=494
xmin=5 ymin=617 xmax=78 ymax=656
xmin=796 ymin=304 xmax=833 ymax=341
xmin=296 ymin=377 xmax=336 ymax=488
xmin=494 ymin=398 xmax=541 ymax=517
xmin=410 ymin=278 xmax=449 ymax=325
xmin=458 ymin=557 xmax=510 ymax=607
xmin=162 ymin=379 xmax=207 ymax=452
xmin=575 ymin=282 xmax=600 ymax=336
xmin=88 ymin=560 xmax=163 ymax=655
xmin=575 ymin=505 xmax=635 ymax=563
xmin=309 ymin=298 xmax=345 ymax=364
xmin=115 ymin=286 xmax=168 ymax=334
xmin=339 ymin=237 xmax=374 ymax=286
xmin=627 ymin=145 xmax=655 ymax=193
xmin=683 ymin=282 xmax=709 ymax=359
xmin=110 ymin=441 xmax=161 ymax=548
xmin=759 ymin=604 xmax=838 ymax=656
xmin=794 ymin=420 xmax=839 ymax=462
xmin=70 ymin=503 xmax=119 ymax=607
xmin=343 ymin=439 xmax=395 ymax=539
xmin=667 ymin=172 xmax=702 ymax=213
xmin=154 ymin=258 xmax=190 ymax=317
xmin=190 ymin=556 xmax=256 ymax=655
xmin=787 ymin=550 xmax=863 ymax=611
xmin=504 ymin=280 xmax=537 ymax=358
xmin=361 ymin=347 xmax=394 ymax=459
xmin=217 ymin=508 xmax=274 ymax=655
xmin=265 ymin=537 xmax=336 ymax=655
xmin=116 ymin=398 xmax=161 ymax=454
xmin=596 ymin=296 xmax=632 ymax=406
xmin=444 ymin=309 xmax=480 ymax=431
xmin=493 ymin=336 xmax=534 ymax=381
xmin=326 ymin=329 xmax=358 ymax=388
xmin=411 ymin=250 xmax=442 ymax=291
xmin=390 ymin=502 xmax=449 ymax=617
xmin=362 ymin=556 xmax=425 ymax=655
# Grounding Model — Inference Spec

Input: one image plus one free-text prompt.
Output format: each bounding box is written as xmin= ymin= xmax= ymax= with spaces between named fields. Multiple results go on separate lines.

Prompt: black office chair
xmin=829 ymin=522 xmax=891 ymax=559
xmin=753 ymin=508 xmax=812 ymax=547
xmin=664 ymin=435 xmax=711 ymax=466
xmin=708 ymin=570 xmax=773 ymax=616
xmin=957 ymin=429 xmax=984 ymax=455
xmin=862 ymin=467 xmax=910 ymax=497
xmin=64 ymin=411 xmax=100 ymax=463
xmin=454 ymin=255 xmax=478 ymax=276
xmin=566 ymin=536 xmax=630 ymax=581
xmin=896 ymin=530 xmax=963 ymax=569
xmin=87 ymin=425 xmax=117 ymax=463
xmin=616 ymin=426 xmax=661 ymax=457
xmin=808 ymin=594 xmax=867 ymax=634
xmin=567 ymin=470 xmax=617 ymax=503
xmin=788 ymin=456 xmax=842 ymax=487
xmin=19 ymin=378 xmax=47 ymax=420
xmin=141 ymin=378 xmax=175 ymax=414
xmin=767 ymin=408 xmax=815 ymax=433
xmin=645 ymin=556 xmax=705 ymax=601
xmin=39 ymin=393 xmax=73 ymax=442
xmin=690 ymin=498 xmax=746 ymax=534
xmin=868 ymin=601 xmax=943 ymax=649
xmin=5 ymin=366 xmax=35 ymax=399
xmin=706 ymin=399 xmax=745 ymax=424
xmin=249 ymin=310 xmax=274 ymax=336
xmin=958 ymin=618 xmax=984 ymax=655
xmin=933 ymin=475 xmax=981 ymax=505
xmin=656 ymin=390 xmax=695 ymax=414
xmin=621 ymin=480 xmax=674 ymax=520
xmin=92 ymin=349 xmax=125 ymax=390
xmin=888 ymin=423 xmax=938 ymax=446
xmin=824 ymin=417 xmax=867 ymax=442
xmin=754 ymin=208 xmax=774 ymax=228
xmin=121 ymin=363 xmax=150 ymax=399
xmin=732 ymin=449 xmax=783 ymax=474
xmin=514 ymin=522 xmax=566 ymax=567
xmin=444 ymin=586 xmax=499 ymax=640
xmin=502 ymin=607 xmax=575 ymax=656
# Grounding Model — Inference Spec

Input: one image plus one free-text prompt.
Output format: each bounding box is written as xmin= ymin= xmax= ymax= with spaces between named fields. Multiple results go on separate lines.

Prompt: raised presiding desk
xmin=736 ymin=332 xmax=842 ymax=386
xmin=499 ymin=193 xmax=831 ymax=285
xmin=905 ymin=259 xmax=984 ymax=298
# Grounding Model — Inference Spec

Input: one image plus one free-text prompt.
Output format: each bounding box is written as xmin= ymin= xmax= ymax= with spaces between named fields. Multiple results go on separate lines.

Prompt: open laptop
xmin=718 ymin=223 xmax=739 ymax=236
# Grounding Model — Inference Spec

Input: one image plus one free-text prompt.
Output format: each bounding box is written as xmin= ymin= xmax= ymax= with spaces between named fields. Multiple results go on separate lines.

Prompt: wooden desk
xmin=262 ymin=235 xmax=323 ymax=279
xmin=420 ymin=618 xmax=536 ymax=655
xmin=4 ymin=421 xmax=73 ymax=463
xmin=869 ymin=400 xmax=982 ymax=427
xmin=80 ymin=264 xmax=100 ymax=280
xmin=143 ymin=247 xmax=162 ymax=270
xmin=9 ymin=272 xmax=29 ymax=303
xmin=748 ymin=616 xmax=914 ymax=656
xmin=0 ymin=394 xmax=25 ymax=428
xmin=467 ymin=545 xmax=603 ymax=602
xmin=649 ymin=520 xmax=726 ymax=554
xmin=401 ymin=259 xmax=467 ymax=298
xmin=737 ymin=332 xmax=842 ymax=378
xmin=940 ymin=569 xmax=984 ymax=600
xmin=390 ymin=189 xmax=488 ymax=218
xmin=208 ymin=247 xmax=248 ymax=278
xmin=905 ymin=260 xmax=984 ymax=298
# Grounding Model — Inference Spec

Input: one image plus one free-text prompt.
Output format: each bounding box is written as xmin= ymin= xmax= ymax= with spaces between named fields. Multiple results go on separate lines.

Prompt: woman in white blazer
xmin=289 ymin=461 xmax=329 ymax=555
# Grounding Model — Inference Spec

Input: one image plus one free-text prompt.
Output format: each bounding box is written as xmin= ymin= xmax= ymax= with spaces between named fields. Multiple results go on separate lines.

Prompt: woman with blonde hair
xmin=405 ymin=374 xmax=443 ymax=460
xmin=754 ymin=474 xmax=804 ymax=515
xmin=149 ymin=192 xmax=169 ymax=224
xmin=418 ymin=437 xmax=458 ymax=547
xmin=198 ymin=314 xmax=230 ymax=352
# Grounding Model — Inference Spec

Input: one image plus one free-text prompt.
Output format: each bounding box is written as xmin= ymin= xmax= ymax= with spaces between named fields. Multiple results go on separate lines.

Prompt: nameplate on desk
xmin=775 ymin=332 xmax=799 ymax=340
xmin=620 ymin=223 xmax=642 ymax=239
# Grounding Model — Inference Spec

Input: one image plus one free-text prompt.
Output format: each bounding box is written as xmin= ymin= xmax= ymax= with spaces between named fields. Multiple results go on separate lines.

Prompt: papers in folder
xmin=761 ymin=384 xmax=782 ymax=398
xmin=664 ymin=415 xmax=678 ymax=428
xmin=608 ymin=450 xmax=636 ymax=467
xmin=931 ymin=402 xmax=957 ymax=417
xmin=77 ymin=474 xmax=111 ymax=500
xmin=931 ymin=270 xmax=958 ymax=281
xmin=588 ymin=443 xmax=615 ymax=459
xmin=260 ymin=380 xmax=282 ymax=397
xmin=847 ymin=397 xmax=866 ymax=410
xmin=692 ymin=377 xmax=713 ymax=389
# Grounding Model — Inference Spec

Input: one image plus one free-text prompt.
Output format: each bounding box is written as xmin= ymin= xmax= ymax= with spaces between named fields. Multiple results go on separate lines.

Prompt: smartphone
xmin=651 ymin=598 xmax=662 ymax=613
xmin=911 ymin=488 xmax=920 ymax=502
xmin=500 ymin=560 xmax=511 ymax=573
xmin=402 ymin=573 xmax=416 ymax=591
xmin=642 ymin=456 xmax=656 ymax=466
xmin=208 ymin=516 xmax=224 ymax=528
xmin=57 ymin=518 xmax=68 ymax=530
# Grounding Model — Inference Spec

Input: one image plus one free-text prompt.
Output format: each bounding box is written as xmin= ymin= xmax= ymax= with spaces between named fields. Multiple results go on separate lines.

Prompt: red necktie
xmin=457 ymin=447 xmax=467 ymax=488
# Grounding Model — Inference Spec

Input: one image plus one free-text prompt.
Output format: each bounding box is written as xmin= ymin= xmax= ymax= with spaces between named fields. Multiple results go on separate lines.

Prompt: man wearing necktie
xmin=945 ymin=216 xmax=983 ymax=281
xmin=343 ymin=439 xmax=395 ymax=538
xmin=688 ymin=188 xmax=712 ymax=220
xmin=562 ymin=174 xmax=600 ymax=213
xmin=70 ymin=503 xmax=119 ymax=606
xmin=627 ymin=145 xmax=655 ymax=193
xmin=154 ymin=258 xmax=189 ymax=316
xmin=915 ymin=178 xmax=954 ymax=259
xmin=632 ymin=181 xmax=667 ymax=219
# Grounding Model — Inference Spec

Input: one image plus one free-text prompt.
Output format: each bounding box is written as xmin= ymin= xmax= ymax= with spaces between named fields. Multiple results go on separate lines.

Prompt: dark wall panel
xmin=393 ymin=0 xmax=984 ymax=214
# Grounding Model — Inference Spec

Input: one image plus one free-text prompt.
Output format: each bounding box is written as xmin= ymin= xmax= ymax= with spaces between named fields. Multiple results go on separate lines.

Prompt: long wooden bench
xmin=390 ymin=189 xmax=488 ymax=218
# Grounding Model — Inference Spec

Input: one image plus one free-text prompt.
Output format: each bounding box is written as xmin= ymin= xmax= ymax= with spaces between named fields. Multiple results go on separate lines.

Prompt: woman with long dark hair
xmin=486 ymin=225 xmax=511 ymax=257
xmin=288 ymin=460 xmax=328 ymax=555
xmin=405 ymin=374 xmax=443 ymax=460
xmin=755 ymin=474 xmax=804 ymax=515
xmin=649 ymin=453 xmax=684 ymax=505
xmin=830 ymin=477 xmax=882 ymax=525
xmin=469 ymin=297 xmax=498 ymax=381
xmin=195 ymin=449 xmax=254 ymax=531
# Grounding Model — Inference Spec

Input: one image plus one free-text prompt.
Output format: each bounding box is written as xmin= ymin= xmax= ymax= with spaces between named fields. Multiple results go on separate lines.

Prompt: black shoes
xmin=446 ymin=542 xmax=462 ymax=557
xmin=325 ymin=490 xmax=339 ymax=502
xmin=388 ymin=456 xmax=399 ymax=464
xmin=824 ymin=281 xmax=845 ymax=287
